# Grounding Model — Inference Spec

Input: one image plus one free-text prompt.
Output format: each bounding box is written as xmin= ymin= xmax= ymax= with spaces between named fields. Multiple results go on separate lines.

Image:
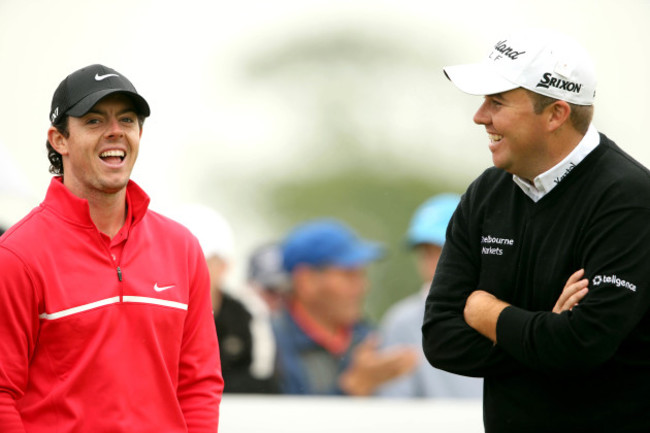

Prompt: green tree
xmin=244 ymin=28 xmax=465 ymax=320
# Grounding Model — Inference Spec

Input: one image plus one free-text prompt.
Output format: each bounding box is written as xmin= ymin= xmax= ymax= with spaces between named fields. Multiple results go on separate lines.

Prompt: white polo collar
xmin=513 ymin=124 xmax=599 ymax=202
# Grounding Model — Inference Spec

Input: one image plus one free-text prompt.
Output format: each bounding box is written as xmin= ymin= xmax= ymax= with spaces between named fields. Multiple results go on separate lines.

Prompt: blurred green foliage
xmin=244 ymin=27 xmax=465 ymax=321
xmin=265 ymin=169 xmax=462 ymax=322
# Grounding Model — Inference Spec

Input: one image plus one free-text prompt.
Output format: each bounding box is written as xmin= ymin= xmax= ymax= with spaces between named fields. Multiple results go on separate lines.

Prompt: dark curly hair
xmin=46 ymin=114 xmax=69 ymax=175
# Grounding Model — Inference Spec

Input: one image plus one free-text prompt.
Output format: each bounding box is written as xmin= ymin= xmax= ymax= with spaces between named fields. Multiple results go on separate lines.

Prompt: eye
xmin=484 ymin=95 xmax=504 ymax=108
xmin=86 ymin=118 xmax=101 ymax=125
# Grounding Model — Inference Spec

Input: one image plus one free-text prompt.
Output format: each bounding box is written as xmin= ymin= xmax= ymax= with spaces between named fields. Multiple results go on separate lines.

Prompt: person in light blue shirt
xmin=376 ymin=194 xmax=483 ymax=398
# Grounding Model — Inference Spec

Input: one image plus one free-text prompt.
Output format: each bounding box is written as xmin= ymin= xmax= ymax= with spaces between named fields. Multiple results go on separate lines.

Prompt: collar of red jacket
xmin=42 ymin=176 xmax=151 ymax=228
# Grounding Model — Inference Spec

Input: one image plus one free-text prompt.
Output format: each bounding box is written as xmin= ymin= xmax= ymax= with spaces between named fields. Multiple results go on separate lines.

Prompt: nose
xmin=473 ymin=99 xmax=490 ymax=126
xmin=105 ymin=116 xmax=125 ymax=139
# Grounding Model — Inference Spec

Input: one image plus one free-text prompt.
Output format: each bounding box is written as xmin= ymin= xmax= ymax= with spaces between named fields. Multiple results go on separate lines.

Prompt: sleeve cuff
xmin=496 ymin=305 xmax=531 ymax=363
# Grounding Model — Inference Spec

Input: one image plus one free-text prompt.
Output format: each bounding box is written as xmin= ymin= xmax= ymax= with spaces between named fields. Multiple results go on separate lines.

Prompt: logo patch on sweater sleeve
xmin=592 ymin=274 xmax=637 ymax=292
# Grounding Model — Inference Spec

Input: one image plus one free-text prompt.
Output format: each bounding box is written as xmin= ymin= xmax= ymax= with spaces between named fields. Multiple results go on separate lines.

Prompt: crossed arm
xmin=464 ymin=269 xmax=590 ymax=343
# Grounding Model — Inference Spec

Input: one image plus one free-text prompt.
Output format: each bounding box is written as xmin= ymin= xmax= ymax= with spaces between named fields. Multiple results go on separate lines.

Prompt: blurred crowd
xmin=0 ymin=193 xmax=481 ymax=398
xmin=151 ymin=193 xmax=483 ymax=398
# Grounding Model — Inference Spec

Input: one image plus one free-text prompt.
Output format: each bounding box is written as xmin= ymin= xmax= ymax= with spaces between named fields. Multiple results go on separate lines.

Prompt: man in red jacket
xmin=0 ymin=65 xmax=223 ymax=432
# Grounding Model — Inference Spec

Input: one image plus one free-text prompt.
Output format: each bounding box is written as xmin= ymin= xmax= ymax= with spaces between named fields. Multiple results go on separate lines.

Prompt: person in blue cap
xmin=375 ymin=194 xmax=483 ymax=398
xmin=272 ymin=218 xmax=418 ymax=395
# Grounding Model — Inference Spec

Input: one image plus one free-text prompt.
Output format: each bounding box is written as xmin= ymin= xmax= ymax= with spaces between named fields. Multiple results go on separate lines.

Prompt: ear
xmin=48 ymin=125 xmax=69 ymax=156
xmin=547 ymin=100 xmax=571 ymax=132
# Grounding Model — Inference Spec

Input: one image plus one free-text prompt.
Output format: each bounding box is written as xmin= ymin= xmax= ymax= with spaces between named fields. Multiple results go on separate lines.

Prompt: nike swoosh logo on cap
xmin=154 ymin=283 xmax=176 ymax=292
xmin=95 ymin=73 xmax=119 ymax=81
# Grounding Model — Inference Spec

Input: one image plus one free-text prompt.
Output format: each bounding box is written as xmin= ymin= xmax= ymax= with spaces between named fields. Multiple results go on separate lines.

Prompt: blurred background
xmin=1 ymin=0 xmax=649 ymax=323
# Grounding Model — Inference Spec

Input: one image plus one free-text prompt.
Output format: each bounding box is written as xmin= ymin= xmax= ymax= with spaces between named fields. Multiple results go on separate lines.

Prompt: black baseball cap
xmin=50 ymin=64 xmax=150 ymax=124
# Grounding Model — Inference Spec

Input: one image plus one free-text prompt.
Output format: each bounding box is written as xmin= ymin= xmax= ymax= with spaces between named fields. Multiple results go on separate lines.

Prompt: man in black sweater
xmin=422 ymin=28 xmax=650 ymax=432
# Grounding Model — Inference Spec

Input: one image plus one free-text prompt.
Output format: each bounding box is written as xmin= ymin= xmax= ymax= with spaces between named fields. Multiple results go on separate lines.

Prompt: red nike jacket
xmin=0 ymin=177 xmax=223 ymax=432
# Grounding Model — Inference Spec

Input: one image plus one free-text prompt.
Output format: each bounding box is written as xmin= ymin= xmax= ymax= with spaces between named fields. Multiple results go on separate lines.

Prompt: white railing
xmin=220 ymin=395 xmax=483 ymax=432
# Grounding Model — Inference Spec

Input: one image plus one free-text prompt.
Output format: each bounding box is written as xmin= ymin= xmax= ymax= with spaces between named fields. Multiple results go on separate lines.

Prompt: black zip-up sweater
xmin=423 ymin=133 xmax=650 ymax=433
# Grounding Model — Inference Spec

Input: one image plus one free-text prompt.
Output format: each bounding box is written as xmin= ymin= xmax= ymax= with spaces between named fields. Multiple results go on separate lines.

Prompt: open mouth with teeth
xmin=99 ymin=150 xmax=126 ymax=164
xmin=488 ymin=133 xmax=503 ymax=143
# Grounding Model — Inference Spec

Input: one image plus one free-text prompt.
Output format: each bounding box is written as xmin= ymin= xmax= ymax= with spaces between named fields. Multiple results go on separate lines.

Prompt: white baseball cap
xmin=168 ymin=203 xmax=235 ymax=262
xmin=443 ymin=28 xmax=596 ymax=105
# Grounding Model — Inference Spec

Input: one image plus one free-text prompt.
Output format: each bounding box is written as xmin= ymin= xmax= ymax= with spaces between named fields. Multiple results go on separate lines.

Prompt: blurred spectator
xmin=273 ymin=218 xmax=417 ymax=395
xmin=376 ymin=194 xmax=483 ymax=398
xmin=247 ymin=242 xmax=291 ymax=314
xmin=170 ymin=204 xmax=278 ymax=393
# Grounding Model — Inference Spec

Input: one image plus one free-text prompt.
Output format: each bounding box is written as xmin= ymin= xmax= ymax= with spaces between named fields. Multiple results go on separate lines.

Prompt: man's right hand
xmin=338 ymin=335 xmax=418 ymax=396
xmin=552 ymin=269 xmax=589 ymax=314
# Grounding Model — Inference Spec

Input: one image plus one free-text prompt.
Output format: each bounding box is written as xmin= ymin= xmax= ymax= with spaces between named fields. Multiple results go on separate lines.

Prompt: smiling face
xmin=473 ymin=88 xmax=551 ymax=181
xmin=48 ymin=93 xmax=142 ymax=200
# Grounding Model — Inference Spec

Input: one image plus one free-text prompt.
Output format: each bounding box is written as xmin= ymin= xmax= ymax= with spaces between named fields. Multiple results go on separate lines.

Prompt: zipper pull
xmin=117 ymin=266 xmax=123 ymax=282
